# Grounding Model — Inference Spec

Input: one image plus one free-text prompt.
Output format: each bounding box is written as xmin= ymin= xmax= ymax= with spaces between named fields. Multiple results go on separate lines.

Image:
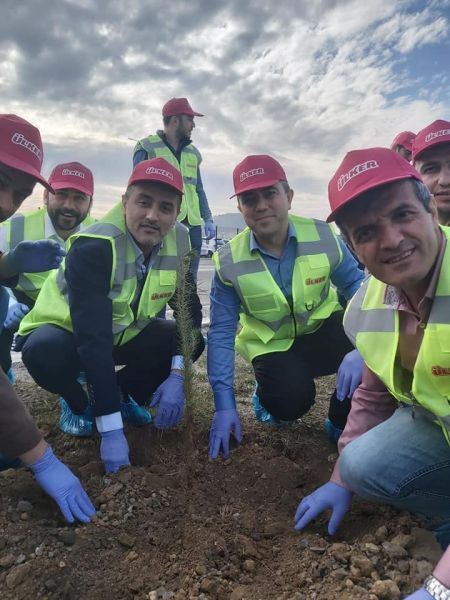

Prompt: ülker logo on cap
xmin=425 ymin=129 xmax=450 ymax=143
xmin=145 ymin=166 xmax=174 ymax=180
xmin=11 ymin=132 xmax=42 ymax=160
xmin=62 ymin=168 xmax=85 ymax=179
xmin=337 ymin=160 xmax=379 ymax=191
xmin=240 ymin=168 xmax=264 ymax=182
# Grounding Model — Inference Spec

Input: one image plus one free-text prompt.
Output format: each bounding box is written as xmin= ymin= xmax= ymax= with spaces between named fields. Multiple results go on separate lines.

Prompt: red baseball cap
xmin=231 ymin=155 xmax=288 ymax=198
xmin=128 ymin=158 xmax=183 ymax=194
xmin=49 ymin=161 xmax=94 ymax=196
xmin=327 ymin=147 xmax=422 ymax=222
xmin=412 ymin=119 xmax=450 ymax=162
xmin=162 ymin=97 xmax=204 ymax=118
xmin=391 ymin=131 xmax=416 ymax=152
xmin=0 ymin=114 xmax=53 ymax=192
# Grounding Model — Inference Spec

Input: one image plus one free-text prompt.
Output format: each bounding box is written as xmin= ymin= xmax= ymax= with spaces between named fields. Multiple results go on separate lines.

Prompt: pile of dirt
xmin=0 ymin=360 xmax=441 ymax=600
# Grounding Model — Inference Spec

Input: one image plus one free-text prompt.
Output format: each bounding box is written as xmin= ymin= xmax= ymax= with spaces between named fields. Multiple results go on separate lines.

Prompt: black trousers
xmin=252 ymin=311 xmax=353 ymax=426
xmin=21 ymin=319 xmax=205 ymax=413
xmin=0 ymin=327 xmax=14 ymax=374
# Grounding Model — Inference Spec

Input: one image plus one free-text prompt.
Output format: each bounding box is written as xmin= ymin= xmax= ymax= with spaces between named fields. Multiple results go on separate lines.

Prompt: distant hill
xmin=213 ymin=213 xmax=246 ymax=239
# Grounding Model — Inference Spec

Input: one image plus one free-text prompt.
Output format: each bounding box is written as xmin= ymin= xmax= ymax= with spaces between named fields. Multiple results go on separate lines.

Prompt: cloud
xmin=1 ymin=0 xmax=449 ymax=218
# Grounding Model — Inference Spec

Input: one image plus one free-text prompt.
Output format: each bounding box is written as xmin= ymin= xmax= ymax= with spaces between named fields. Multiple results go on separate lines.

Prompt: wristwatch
xmin=424 ymin=575 xmax=450 ymax=600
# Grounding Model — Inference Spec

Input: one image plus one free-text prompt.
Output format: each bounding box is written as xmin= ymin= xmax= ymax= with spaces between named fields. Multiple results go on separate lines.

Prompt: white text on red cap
xmin=61 ymin=168 xmax=85 ymax=179
xmin=425 ymin=129 xmax=450 ymax=143
xmin=11 ymin=133 xmax=42 ymax=160
xmin=337 ymin=160 xmax=379 ymax=191
xmin=240 ymin=168 xmax=264 ymax=182
xmin=145 ymin=166 xmax=174 ymax=180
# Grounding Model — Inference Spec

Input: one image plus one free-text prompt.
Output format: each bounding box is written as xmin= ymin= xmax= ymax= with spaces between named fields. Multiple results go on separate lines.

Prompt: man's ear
xmin=121 ymin=193 xmax=128 ymax=212
xmin=287 ymin=188 xmax=293 ymax=210
xmin=43 ymin=189 xmax=49 ymax=206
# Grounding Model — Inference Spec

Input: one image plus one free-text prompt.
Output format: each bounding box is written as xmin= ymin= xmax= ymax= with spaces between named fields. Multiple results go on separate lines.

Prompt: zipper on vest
xmin=289 ymin=300 xmax=297 ymax=338
xmin=406 ymin=391 xmax=417 ymax=419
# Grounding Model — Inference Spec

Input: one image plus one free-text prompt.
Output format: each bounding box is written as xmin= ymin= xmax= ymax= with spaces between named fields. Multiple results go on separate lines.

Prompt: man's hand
xmin=336 ymin=349 xmax=364 ymax=401
xmin=29 ymin=446 xmax=95 ymax=523
xmin=294 ymin=482 xmax=352 ymax=535
xmin=4 ymin=302 xmax=29 ymax=331
xmin=100 ymin=429 xmax=130 ymax=473
xmin=5 ymin=240 xmax=66 ymax=274
xmin=404 ymin=589 xmax=433 ymax=599
xmin=204 ymin=219 xmax=215 ymax=241
xmin=209 ymin=409 xmax=242 ymax=459
xmin=149 ymin=372 xmax=184 ymax=429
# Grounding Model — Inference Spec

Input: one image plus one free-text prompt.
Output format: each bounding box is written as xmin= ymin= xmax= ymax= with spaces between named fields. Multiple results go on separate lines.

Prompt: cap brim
xmin=326 ymin=173 xmax=421 ymax=223
xmin=0 ymin=151 xmax=54 ymax=193
xmin=50 ymin=180 xmax=93 ymax=196
xmin=229 ymin=177 xmax=281 ymax=199
xmin=413 ymin=138 xmax=450 ymax=162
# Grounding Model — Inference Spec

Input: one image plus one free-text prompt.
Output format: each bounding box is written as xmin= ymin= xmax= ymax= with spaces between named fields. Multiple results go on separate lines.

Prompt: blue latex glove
xmin=100 ymin=429 xmax=130 ymax=473
xmin=29 ymin=446 xmax=95 ymax=523
xmin=209 ymin=409 xmax=242 ymax=459
xmin=204 ymin=219 xmax=215 ymax=241
xmin=5 ymin=239 xmax=66 ymax=274
xmin=4 ymin=302 xmax=29 ymax=331
xmin=149 ymin=372 xmax=184 ymax=429
xmin=404 ymin=590 xmax=434 ymax=599
xmin=294 ymin=482 xmax=352 ymax=535
xmin=336 ymin=349 xmax=364 ymax=401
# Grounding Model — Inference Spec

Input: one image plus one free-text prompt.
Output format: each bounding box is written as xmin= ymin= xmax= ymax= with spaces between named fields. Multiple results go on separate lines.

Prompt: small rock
xmin=0 ymin=554 xmax=15 ymax=568
xmin=97 ymin=482 xmax=123 ymax=503
xmin=118 ymin=533 xmax=136 ymax=549
xmin=375 ymin=526 xmax=388 ymax=543
xmin=371 ymin=579 xmax=401 ymax=600
xmin=126 ymin=550 xmax=139 ymax=562
xmin=364 ymin=543 xmax=381 ymax=555
xmin=59 ymin=561 xmax=66 ymax=568
xmin=45 ymin=579 xmax=58 ymax=591
xmin=57 ymin=530 xmax=76 ymax=546
xmin=411 ymin=559 xmax=433 ymax=580
xmin=6 ymin=563 xmax=32 ymax=589
xmin=117 ymin=470 xmax=132 ymax=484
xmin=351 ymin=555 xmax=374 ymax=577
xmin=382 ymin=542 xmax=408 ymax=559
xmin=15 ymin=554 xmax=26 ymax=565
xmin=195 ymin=565 xmax=207 ymax=576
xmin=199 ymin=578 xmax=214 ymax=593
xmin=230 ymin=586 xmax=246 ymax=600
xmin=262 ymin=522 xmax=286 ymax=538
xmin=148 ymin=592 xmax=158 ymax=600
xmin=16 ymin=500 xmax=33 ymax=513
xmin=243 ymin=559 xmax=255 ymax=572
xmin=390 ymin=533 xmax=414 ymax=549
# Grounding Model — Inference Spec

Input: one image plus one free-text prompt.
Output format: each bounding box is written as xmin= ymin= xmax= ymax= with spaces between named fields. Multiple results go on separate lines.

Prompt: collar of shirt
xmin=249 ymin=221 xmax=297 ymax=259
xmin=127 ymin=231 xmax=162 ymax=280
xmin=157 ymin=130 xmax=192 ymax=155
xmin=44 ymin=211 xmax=73 ymax=246
xmin=384 ymin=229 xmax=446 ymax=323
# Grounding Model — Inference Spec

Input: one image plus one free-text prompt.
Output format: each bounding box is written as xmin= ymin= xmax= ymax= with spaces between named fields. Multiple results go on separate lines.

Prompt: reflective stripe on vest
xmin=344 ymin=229 xmax=450 ymax=444
xmin=135 ymin=135 xmax=201 ymax=226
xmin=215 ymin=216 xmax=343 ymax=362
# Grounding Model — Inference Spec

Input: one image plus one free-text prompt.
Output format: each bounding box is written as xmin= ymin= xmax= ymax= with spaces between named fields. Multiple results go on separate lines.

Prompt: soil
xmin=0 ymin=355 xmax=442 ymax=600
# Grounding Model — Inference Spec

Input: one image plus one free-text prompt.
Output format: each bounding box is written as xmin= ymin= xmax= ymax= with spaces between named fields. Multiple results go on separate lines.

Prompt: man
xmin=391 ymin=130 xmax=416 ymax=162
xmin=207 ymin=155 xmax=365 ymax=459
xmin=133 ymin=97 xmax=214 ymax=280
xmin=0 ymin=113 xmax=94 ymax=523
xmin=0 ymin=161 xmax=95 ymax=378
xmin=294 ymin=147 xmax=450 ymax=600
xmin=18 ymin=158 xmax=204 ymax=474
xmin=413 ymin=119 xmax=450 ymax=226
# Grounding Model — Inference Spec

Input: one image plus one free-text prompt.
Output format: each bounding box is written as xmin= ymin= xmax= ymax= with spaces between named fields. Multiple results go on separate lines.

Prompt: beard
xmin=48 ymin=208 xmax=84 ymax=231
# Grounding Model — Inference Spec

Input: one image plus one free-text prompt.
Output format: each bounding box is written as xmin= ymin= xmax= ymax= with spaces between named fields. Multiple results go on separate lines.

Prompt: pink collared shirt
xmin=331 ymin=231 xmax=450 ymax=585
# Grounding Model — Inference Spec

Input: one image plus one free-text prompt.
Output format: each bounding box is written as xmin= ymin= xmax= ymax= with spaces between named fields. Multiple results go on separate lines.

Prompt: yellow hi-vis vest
xmin=213 ymin=215 xmax=343 ymax=362
xmin=0 ymin=208 xmax=95 ymax=302
xmin=18 ymin=203 xmax=190 ymax=346
xmin=343 ymin=227 xmax=450 ymax=444
xmin=134 ymin=134 xmax=202 ymax=226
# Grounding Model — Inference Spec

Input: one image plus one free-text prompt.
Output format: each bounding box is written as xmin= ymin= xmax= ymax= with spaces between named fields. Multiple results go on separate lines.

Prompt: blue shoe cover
xmin=0 ymin=454 xmax=21 ymax=471
xmin=6 ymin=367 xmax=15 ymax=385
xmin=325 ymin=417 xmax=343 ymax=444
xmin=120 ymin=396 xmax=152 ymax=427
xmin=59 ymin=397 xmax=95 ymax=437
xmin=252 ymin=390 xmax=292 ymax=426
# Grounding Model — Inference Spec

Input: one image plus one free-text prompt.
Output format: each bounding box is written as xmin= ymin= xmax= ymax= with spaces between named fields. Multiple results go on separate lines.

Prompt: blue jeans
xmin=187 ymin=224 xmax=202 ymax=283
xmin=340 ymin=406 xmax=450 ymax=547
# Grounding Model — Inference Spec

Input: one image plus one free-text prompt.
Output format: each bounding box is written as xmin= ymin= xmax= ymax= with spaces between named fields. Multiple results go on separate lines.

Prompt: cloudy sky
xmin=2 ymin=0 xmax=449 ymax=221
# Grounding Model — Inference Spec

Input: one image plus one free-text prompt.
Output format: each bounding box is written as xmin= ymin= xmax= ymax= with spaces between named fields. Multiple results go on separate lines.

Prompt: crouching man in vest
xmin=295 ymin=148 xmax=450 ymax=600
xmin=0 ymin=161 xmax=95 ymax=382
xmin=17 ymin=158 xmax=205 ymax=474
xmin=207 ymin=155 xmax=365 ymax=459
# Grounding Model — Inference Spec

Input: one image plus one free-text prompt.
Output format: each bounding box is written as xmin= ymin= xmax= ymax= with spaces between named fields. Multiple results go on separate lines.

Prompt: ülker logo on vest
xmin=338 ymin=160 xmax=379 ymax=191
xmin=11 ymin=133 xmax=42 ymax=160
